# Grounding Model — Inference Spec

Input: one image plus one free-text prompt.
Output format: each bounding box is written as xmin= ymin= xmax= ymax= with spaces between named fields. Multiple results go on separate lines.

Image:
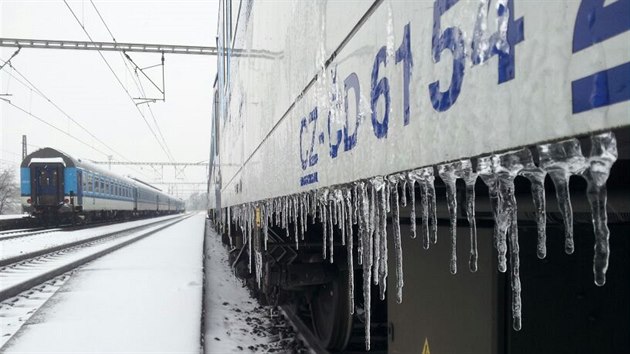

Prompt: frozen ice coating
xmin=462 ymin=163 xmax=479 ymax=273
xmin=538 ymin=139 xmax=587 ymax=255
xmin=344 ymin=188 xmax=355 ymax=313
xmin=477 ymin=155 xmax=500 ymax=257
xmin=437 ymin=161 xmax=462 ymax=275
xmin=437 ymin=160 xmax=478 ymax=274
xmin=408 ymin=167 xmax=437 ymax=250
xmin=407 ymin=176 xmax=417 ymax=239
xmin=493 ymin=150 xmax=527 ymax=330
xmin=216 ymin=131 xmax=619 ymax=349
xmin=388 ymin=174 xmax=405 ymax=304
xmin=582 ymin=132 xmax=618 ymax=286
xmin=328 ymin=200 xmax=334 ymax=263
xmin=357 ymin=182 xmax=372 ymax=351
xmin=516 ymin=149 xmax=548 ymax=259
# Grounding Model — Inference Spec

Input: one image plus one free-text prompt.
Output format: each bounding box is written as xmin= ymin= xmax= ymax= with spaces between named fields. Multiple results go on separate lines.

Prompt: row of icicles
xmin=218 ymin=131 xmax=618 ymax=351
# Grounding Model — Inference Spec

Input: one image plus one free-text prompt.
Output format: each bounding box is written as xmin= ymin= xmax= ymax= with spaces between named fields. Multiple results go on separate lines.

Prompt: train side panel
xmin=217 ymin=1 xmax=630 ymax=207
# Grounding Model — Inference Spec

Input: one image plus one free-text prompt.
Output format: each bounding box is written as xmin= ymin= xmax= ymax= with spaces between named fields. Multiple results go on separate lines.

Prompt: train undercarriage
xmin=214 ymin=131 xmax=630 ymax=353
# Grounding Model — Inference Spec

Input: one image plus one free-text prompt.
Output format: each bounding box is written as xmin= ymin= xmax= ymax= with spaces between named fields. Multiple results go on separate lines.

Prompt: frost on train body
xmin=209 ymin=0 xmax=630 ymax=351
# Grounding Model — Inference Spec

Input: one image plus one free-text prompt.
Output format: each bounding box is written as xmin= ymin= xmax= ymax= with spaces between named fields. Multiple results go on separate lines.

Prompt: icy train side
xmin=208 ymin=1 xmax=630 ymax=352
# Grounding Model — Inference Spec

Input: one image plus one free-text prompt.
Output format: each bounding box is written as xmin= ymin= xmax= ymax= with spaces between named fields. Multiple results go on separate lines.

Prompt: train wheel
xmin=310 ymin=269 xmax=353 ymax=351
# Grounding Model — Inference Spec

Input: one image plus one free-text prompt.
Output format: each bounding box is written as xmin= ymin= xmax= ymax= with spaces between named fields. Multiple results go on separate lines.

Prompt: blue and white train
xmin=21 ymin=147 xmax=184 ymax=223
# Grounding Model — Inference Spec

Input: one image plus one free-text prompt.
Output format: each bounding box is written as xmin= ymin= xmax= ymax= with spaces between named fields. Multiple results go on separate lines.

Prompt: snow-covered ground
xmin=1 ymin=213 xmax=182 ymax=260
xmin=0 ymin=214 xmax=27 ymax=220
xmin=2 ymin=213 xmax=205 ymax=352
xmin=203 ymin=224 xmax=306 ymax=353
xmin=1 ymin=213 xmax=307 ymax=353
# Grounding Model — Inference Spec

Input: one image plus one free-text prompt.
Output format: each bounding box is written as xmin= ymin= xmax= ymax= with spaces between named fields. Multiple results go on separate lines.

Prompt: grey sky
xmin=0 ymin=0 xmax=218 ymax=197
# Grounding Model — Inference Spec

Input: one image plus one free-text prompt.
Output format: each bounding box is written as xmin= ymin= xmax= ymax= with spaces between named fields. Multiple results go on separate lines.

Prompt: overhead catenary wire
xmin=0 ymin=56 xmax=155 ymax=181
xmin=1 ymin=99 xmax=112 ymax=158
xmin=0 ymin=56 xmax=130 ymax=162
xmin=62 ymin=0 xmax=173 ymax=163
xmin=88 ymin=0 xmax=175 ymax=163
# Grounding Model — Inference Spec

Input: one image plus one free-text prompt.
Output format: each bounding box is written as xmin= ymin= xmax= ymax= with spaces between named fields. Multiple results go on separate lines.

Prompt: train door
xmin=133 ymin=188 xmax=138 ymax=210
xmin=30 ymin=163 xmax=64 ymax=207
xmin=156 ymin=195 xmax=160 ymax=211
xmin=76 ymin=170 xmax=83 ymax=205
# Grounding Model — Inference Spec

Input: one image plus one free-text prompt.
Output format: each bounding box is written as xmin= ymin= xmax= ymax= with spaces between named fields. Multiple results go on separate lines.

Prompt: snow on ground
xmin=0 ymin=214 xmax=182 ymax=260
xmin=2 ymin=213 xmax=205 ymax=353
xmin=203 ymin=224 xmax=306 ymax=353
xmin=0 ymin=214 xmax=27 ymax=220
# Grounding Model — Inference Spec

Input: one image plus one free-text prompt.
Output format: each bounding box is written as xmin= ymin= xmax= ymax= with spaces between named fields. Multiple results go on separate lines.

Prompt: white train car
xmin=209 ymin=1 xmax=629 ymax=352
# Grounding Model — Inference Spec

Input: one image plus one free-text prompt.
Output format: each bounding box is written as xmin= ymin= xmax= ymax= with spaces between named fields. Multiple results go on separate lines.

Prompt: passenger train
xmin=21 ymin=147 xmax=184 ymax=224
xmin=208 ymin=1 xmax=629 ymax=353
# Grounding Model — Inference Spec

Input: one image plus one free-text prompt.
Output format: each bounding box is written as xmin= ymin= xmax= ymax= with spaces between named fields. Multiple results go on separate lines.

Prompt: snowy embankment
xmin=2 ymin=213 xmax=205 ymax=352
xmin=203 ymin=224 xmax=306 ymax=353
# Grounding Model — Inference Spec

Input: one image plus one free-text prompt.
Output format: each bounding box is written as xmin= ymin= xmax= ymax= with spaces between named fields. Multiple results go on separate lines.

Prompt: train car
xmin=21 ymin=147 xmax=184 ymax=224
xmin=208 ymin=1 xmax=629 ymax=353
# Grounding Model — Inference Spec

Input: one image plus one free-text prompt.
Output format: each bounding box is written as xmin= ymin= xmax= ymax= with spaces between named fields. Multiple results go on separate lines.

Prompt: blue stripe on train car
xmin=64 ymin=167 xmax=77 ymax=195
xmin=20 ymin=167 xmax=30 ymax=196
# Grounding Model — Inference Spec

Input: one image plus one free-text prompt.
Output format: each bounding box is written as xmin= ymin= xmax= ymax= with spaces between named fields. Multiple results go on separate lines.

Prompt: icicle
xmin=508 ymin=205 xmax=522 ymax=331
xmin=462 ymin=163 xmax=478 ymax=273
xmin=355 ymin=182 xmax=367 ymax=265
xmin=311 ymin=190 xmax=317 ymax=225
xmin=322 ymin=200 xmax=328 ymax=260
xmin=285 ymin=197 xmax=290 ymax=238
xmin=340 ymin=190 xmax=347 ymax=246
xmin=263 ymin=203 xmax=269 ymax=251
xmin=400 ymin=179 xmax=408 ymax=207
xmin=377 ymin=179 xmax=388 ymax=300
xmin=332 ymin=194 xmax=338 ymax=226
xmin=412 ymin=167 xmax=438 ymax=246
xmin=227 ymin=207 xmax=233 ymax=247
xmin=477 ymin=155 xmax=502 ymax=270
xmin=538 ymin=139 xmax=587 ymax=254
xmin=248 ymin=205 xmax=253 ymax=273
xmin=437 ymin=160 xmax=476 ymax=273
xmin=345 ymin=189 xmax=355 ymax=314
xmin=369 ymin=178 xmax=380 ymax=285
xmin=352 ymin=184 xmax=359 ymax=224
xmin=516 ymin=149 xmax=548 ymax=259
xmin=407 ymin=175 xmax=417 ymax=239
xmin=437 ymin=162 xmax=460 ymax=275
xmin=299 ymin=193 xmax=308 ymax=241
xmin=388 ymin=174 xmax=404 ymax=304
xmin=293 ymin=197 xmax=299 ymax=250
xmin=582 ymin=132 xmax=617 ymax=286
xmin=494 ymin=150 xmax=527 ymax=330
xmin=358 ymin=181 xmax=373 ymax=351
xmin=329 ymin=200 xmax=334 ymax=263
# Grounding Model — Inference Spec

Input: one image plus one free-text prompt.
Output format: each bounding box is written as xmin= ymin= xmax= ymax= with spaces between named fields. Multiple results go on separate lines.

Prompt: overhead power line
xmin=1 ymin=99 xmax=111 ymax=158
xmin=0 ymin=56 xmax=132 ymax=162
xmin=62 ymin=0 xmax=173 ymax=162
xmin=88 ymin=0 xmax=174 ymax=162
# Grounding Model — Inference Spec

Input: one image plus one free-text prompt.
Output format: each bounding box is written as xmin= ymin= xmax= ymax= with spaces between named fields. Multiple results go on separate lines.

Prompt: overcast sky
xmin=0 ymin=0 xmax=218 ymax=197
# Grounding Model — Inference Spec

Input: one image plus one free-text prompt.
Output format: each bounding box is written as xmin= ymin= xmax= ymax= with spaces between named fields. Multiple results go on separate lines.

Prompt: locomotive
xmin=21 ymin=147 xmax=184 ymax=224
xmin=208 ymin=1 xmax=629 ymax=353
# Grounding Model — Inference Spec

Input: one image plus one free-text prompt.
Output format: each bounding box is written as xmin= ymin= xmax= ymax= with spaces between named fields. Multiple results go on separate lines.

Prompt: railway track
xmin=0 ymin=213 xmax=192 ymax=347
